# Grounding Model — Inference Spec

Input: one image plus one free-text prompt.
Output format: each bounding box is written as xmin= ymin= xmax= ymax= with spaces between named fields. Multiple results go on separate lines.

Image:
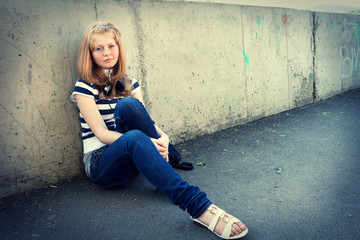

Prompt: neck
xmin=105 ymin=69 xmax=112 ymax=84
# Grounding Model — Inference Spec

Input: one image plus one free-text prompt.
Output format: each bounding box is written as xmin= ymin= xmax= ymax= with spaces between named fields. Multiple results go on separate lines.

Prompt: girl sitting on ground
xmin=70 ymin=21 xmax=248 ymax=240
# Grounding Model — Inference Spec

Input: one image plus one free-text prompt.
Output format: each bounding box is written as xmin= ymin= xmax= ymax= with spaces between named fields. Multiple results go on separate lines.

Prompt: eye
xmin=109 ymin=44 xmax=116 ymax=48
xmin=95 ymin=47 xmax=102 ymax=51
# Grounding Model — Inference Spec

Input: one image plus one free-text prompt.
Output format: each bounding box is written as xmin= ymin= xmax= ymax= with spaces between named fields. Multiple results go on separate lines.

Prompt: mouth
xmin=104 ymin=59 xmax=113 ymax=63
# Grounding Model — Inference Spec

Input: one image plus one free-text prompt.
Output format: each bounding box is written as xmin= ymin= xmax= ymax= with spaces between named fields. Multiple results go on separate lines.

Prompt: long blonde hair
xmin=77 ymin=22 xmax=131 ymax=98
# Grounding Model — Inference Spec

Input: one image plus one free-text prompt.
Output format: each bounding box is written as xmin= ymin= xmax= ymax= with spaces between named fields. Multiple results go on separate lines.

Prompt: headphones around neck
xmin=105 ymin=81 xmax=125 ymax=96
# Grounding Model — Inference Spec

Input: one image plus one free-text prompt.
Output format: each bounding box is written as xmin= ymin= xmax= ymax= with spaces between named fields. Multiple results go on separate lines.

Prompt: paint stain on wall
xmin=164 ymin=97 xmax=182 ymax=112
xmin=257 ymin=17 xmax=261 ymax=26
xmin=256 ymin=17 xmax=262 ymax=40
xmin=243 ymin=50 xmax=249 ymax=69
xmin=222 ymin=16 xmax=227 ymax=24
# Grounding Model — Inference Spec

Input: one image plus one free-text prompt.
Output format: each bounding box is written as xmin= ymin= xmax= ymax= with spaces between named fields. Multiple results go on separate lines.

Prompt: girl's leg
xmin=93 ymin=98 xmax=247 ymax=238
xmin=92 ymin=130 xmax=212 ymax=218
xmin=114 ymin=97 xmax=158 ymax=138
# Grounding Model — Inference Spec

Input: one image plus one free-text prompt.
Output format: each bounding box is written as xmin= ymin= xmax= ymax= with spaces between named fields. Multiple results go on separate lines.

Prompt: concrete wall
xmin=314 ymin=13 xmax=360 ymax=99
xmin=0 ymin=0 xmax=359 ymax=198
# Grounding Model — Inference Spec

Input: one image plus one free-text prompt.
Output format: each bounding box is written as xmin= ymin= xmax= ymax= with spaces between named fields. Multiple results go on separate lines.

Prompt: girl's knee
xmin=123 ymin=129 xmax=147 ymax=141
xmin=115 ymin=97 xmax=140 ymax=112
xmin=121 ymin=130 xmax=153 ymax=154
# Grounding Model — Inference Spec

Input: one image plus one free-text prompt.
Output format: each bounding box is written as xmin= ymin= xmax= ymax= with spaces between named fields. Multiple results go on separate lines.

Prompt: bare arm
xmin=76 ymin=94 xmax=123 ymax=145
xmin=76 ymin=89 xmax=169 ymax=160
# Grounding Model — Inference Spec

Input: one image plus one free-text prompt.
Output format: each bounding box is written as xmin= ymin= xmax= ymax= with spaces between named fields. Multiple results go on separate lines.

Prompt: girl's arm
xmin=76 ymin=94 xmax=123 ymax=145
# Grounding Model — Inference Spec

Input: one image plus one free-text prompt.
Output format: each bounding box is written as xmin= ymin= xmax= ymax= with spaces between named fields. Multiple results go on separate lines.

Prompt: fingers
xmin=153 ymin=138 xmax=169 ymax=152
xmin=158 ymin=134 xmax=170 ymax=145
xmin=150 ymin=138 xmax=169 ymax=161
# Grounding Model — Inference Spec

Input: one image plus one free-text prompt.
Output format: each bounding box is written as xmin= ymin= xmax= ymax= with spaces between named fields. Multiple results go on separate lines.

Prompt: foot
xmin=194 ymin=204 xmax=247 ymax=239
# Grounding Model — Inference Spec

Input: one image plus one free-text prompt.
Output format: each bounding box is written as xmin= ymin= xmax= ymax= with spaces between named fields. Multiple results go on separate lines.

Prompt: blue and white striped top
xmin=70 ymin=77 xmax=140 ymax=154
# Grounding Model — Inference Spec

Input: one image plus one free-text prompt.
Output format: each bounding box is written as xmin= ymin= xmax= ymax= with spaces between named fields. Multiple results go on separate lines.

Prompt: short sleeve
xmin=70 ymin=79 xmax=99 ymax=102
xmin=130 ymin=77 xmax=141 ymax=96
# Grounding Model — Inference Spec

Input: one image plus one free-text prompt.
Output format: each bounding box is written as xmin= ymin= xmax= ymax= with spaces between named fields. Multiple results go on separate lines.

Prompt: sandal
xmin=191 ymin=205 xmax=248 ymax=239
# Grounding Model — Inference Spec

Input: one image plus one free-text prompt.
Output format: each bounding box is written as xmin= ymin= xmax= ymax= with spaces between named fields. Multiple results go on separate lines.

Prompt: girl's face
xmin=91 ymin=32 xmax=119 ymax=70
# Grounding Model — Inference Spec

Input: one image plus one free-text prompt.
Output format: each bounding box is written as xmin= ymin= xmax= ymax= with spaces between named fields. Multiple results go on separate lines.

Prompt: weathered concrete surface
xmin=140 ymin=2 xmax=248 ymax=139
xmin=242 ymin=7 xmax=314 ymax=119
xmin=314 ymin=13 xmax=360 ymax=100
xmin=0 ymin=0 xmax=359 ymax=198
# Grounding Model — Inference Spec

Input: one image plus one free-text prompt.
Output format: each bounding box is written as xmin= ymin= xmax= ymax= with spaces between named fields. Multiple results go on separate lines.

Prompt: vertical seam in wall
xmin=311 ymin=12 xmax=317 ymax=102
xmin=94 ymin=0 xmax=98 ymax=21
xmin=130 ymin=1 xmax=149 ymax=104
xmin=341 ymin=15 xmax=345 ymax=93
xmin=285 ymin=12 xmax=290 ymax=110
xmin=240 ymin=6 xmax=249 ymax=118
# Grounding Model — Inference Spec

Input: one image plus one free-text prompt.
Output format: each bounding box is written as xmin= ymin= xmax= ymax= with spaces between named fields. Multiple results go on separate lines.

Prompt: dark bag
xmin=168 ymin=143 xmax=193 ymax=170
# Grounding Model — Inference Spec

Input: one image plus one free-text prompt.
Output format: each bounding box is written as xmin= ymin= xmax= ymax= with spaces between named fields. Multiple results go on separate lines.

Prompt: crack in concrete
xmin=130 ymin=1 xmax=150 ymax=106
xmin=94 ymin=1 xmax=98 ymax=21
xmin=312 ymin=12 xmax=319 ymax=103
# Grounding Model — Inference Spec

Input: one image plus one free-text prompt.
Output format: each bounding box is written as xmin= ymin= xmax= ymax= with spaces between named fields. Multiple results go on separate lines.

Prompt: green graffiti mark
xmin=354 ymin=64 xmax=359 ymax=76
xmin=330 ymin=21 xmax=333 ymax=29
xmin=276 ymin=23 xmax=280 ymax=56
xmin=308 ymin=73 xmax=312 ymax=83
xmin=257 ymin=17 xmax=261 ymax=26
xmin=172 ymin=103 xmax=182 ymax=111
xmin=356 ymin=24 xmax=360 ymax=43
xmin=164 ymin=97 xmax=183 ymax=111
xmin=223 ymin=17 xmax=227 ymax=24
xmin=235 ymin=40 xmax=240 ymax=49
xmin=243 ymin=50 xmax=249 ymax=69
xmin=225 ymin=93 xmax=232 ymax=111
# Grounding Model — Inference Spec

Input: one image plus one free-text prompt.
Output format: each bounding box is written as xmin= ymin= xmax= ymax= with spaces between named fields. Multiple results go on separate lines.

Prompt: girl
xmin=70 ymin=22 xmax=248 ymax=239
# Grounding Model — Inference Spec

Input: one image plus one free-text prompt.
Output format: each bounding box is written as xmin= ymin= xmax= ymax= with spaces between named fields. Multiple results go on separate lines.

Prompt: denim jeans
xmin=90 ymin=97 xmax=211 ymax=218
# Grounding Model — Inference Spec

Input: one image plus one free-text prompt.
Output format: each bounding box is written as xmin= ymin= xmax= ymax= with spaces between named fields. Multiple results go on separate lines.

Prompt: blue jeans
xmin=90 ymin=97 xmax=211 ymax=218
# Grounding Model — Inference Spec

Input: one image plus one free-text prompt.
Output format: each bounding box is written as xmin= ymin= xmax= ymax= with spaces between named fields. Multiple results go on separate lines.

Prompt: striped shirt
xmin=70 ymin=76 xmax=140 ymax=154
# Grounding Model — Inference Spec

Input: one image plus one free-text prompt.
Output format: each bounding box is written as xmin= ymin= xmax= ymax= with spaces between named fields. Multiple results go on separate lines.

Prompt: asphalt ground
xmin=1 ymin=89 xmax=359 ymax=240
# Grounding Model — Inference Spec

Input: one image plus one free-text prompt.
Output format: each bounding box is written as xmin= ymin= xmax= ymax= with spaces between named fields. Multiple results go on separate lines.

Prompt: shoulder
xmin=70 ymin=79 xmax=99 ymax=102
xmin=124 ymin=74 xmax=140 ymax=89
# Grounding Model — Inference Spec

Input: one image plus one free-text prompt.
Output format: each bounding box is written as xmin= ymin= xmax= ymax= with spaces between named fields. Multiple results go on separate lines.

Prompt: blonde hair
xmin=77 ymin=22 xmax=131 ymax=98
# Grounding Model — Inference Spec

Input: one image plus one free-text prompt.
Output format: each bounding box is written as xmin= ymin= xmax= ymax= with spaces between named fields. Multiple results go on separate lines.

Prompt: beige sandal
xmin=191 ymin=205 xmax=248 ymax=239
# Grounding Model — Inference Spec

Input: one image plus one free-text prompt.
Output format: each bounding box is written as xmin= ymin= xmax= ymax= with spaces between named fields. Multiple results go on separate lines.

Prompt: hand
xmin=151 ymin=134 xmax=170 ymax=162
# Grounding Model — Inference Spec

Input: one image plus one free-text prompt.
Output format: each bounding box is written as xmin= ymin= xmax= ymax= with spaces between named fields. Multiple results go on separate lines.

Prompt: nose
xmin=103 ymin=47 xmax=110 ymax=56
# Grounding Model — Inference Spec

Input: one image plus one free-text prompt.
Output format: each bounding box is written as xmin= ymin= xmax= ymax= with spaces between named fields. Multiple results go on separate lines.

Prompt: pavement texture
xmin=1 ymin=89 xmax=360 ymax=240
